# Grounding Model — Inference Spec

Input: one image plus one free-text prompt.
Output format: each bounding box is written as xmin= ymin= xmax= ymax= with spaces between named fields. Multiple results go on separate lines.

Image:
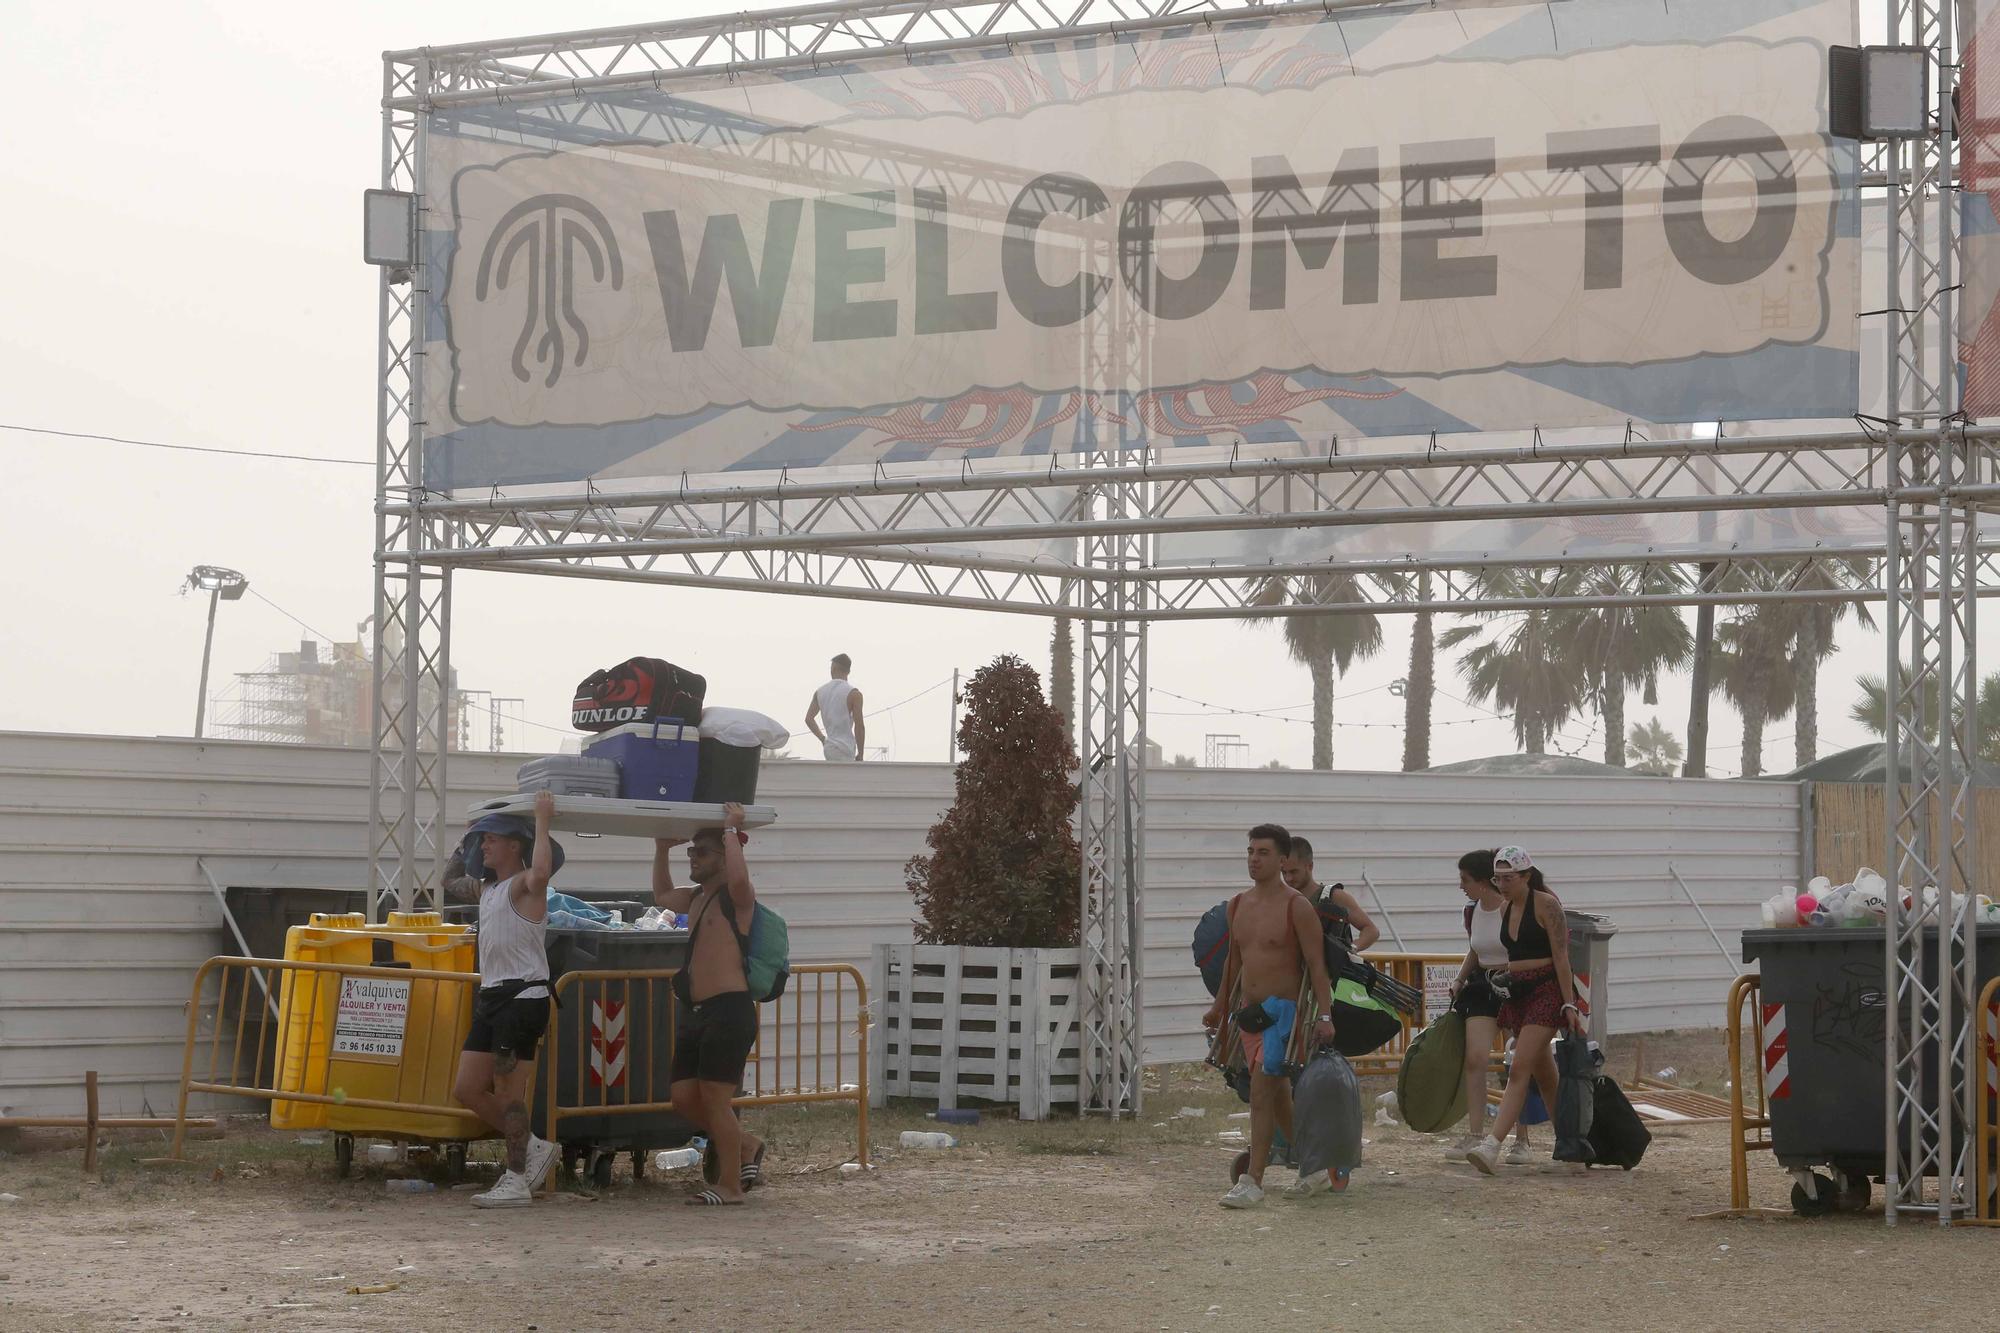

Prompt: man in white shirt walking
xmin=805 ymin=653 xmax=865 ymax=761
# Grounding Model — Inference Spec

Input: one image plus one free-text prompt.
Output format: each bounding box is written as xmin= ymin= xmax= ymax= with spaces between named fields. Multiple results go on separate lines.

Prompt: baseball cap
xmin=1494 ymin=845 xmax=1534 ymax=873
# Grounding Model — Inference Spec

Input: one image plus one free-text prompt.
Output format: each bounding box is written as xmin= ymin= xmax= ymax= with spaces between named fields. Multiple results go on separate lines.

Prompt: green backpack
xmin=740 ymin=902 xmax=791 ymax=1003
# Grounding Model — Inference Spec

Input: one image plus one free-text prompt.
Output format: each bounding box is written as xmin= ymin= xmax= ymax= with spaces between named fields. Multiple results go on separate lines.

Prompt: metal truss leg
xmin=1880 ymin=0 xmax=1974 ymax=1222
xmin=1078 ymin=505 xmax=1147 ymax=1118
xmin=367 ymin=561 xmax=452 ymax=920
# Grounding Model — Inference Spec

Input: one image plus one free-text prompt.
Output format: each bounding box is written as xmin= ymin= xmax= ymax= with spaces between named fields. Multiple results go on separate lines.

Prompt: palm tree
xmin=1714 ymin=613 xmax=1796 ymax=777
xmin=1684 ymin=561 xmax=1720 ymax=776
xmin=1777 ymin=559 xmax=1876 ymax=766
xmin=1402 ymin=570 xmax=1434 ymax=771
xmin=1050 ymin=616 xmax=1075 ymax=743
xmin=1628 ymin=716 xmax=1683 ymax=775
xmin=1437 ymin=568 xmax=1593 ymax=754
xmin=1850 ymin=666 xmax=2000 ymax=764
xmin=1247 ymin=572 xmax=1385 ymax=769
xmin=1566 ymin=566 xmax=1693 ymax=767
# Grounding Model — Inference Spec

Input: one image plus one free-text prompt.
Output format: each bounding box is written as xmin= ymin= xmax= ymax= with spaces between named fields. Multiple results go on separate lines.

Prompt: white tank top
xmin=1468 ymin=900 xmax=1508 ymax=967
xmin=816 ymin=678 xmax=857 ymax=758
xmin=478 ymin=874 xmax=549 ymax=998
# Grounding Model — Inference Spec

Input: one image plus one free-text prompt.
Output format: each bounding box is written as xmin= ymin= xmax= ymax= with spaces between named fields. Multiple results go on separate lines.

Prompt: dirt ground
xmin=2 ymin=1031 xmax=1993 ymax=1333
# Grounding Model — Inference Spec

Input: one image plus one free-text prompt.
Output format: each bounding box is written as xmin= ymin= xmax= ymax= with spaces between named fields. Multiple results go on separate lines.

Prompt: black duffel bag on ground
xmin=1551 ymin=1034 xmax=1601 ymax=1164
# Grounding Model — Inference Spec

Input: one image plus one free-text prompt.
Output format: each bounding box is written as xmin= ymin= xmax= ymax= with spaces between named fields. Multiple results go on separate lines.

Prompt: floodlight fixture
xmin=185 ymin=565 xmax=250 ymax=738
xmin=363 ymin=188 xmax=417 ymax=277
xmin=1829 ymin=45 xmax=1932 ymax=141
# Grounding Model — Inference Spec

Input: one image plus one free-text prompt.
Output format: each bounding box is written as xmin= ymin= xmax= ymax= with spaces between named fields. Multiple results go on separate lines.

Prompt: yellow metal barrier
xmin=1970 ymin=976 xmax=2000 ymax=1226
xmin=1724 ymin=973 xmax=1774 ymax=1212
xmin=542 ymin=963 xmax=870 ymax=1189
xmin=1352 ymin=952 xmax=1499 ymax=1076
xmin=168 ymin=955 xmax=485 ymax=1163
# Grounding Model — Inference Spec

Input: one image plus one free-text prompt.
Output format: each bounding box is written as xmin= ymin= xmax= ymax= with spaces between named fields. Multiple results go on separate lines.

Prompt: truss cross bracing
xmin=373 ymin=0 xmax=1988 ymax=1137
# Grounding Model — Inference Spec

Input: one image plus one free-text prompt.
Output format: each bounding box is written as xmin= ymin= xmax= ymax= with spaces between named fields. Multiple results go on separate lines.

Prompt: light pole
xmin=185 ymin=566 xmax=248 ymax=738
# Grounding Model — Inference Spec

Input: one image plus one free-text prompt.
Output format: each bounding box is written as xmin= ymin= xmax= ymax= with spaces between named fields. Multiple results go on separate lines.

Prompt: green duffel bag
xmin=1396 ymin=1010 xmax=1469 ymax=1133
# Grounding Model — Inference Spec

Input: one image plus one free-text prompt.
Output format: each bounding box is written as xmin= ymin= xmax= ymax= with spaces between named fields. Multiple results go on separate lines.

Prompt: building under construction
xmin=213 ymin=629 xmax=467 ymax=750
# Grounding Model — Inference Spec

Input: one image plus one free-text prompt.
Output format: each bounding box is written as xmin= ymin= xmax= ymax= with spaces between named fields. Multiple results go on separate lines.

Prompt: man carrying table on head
xmin=652 ymin=802 xmax=768 ymax=1205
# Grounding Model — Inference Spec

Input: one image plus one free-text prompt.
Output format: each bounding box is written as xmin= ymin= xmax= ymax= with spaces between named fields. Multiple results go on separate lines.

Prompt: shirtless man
xmin=1202 ymin=823 xmax=1336 ymax=1209
xmin=652 ymin=803 xmax=766 ymax=1204
xmin=1281 ymin=836 xmax=1381 ymax=953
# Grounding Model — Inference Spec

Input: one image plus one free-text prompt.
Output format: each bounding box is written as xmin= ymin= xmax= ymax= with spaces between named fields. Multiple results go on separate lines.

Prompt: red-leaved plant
xmin=905 ymin=654 xmax=1081 ymax=947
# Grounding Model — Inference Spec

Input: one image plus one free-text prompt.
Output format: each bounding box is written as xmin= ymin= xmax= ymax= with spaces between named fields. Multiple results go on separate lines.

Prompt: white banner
xmin=421 ymin=0 xmax=1858 ymax=490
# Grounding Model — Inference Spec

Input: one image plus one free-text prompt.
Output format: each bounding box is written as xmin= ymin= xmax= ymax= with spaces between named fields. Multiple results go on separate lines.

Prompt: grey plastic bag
xmin=1291 ymin=1048 xmax=1363 ymax=1181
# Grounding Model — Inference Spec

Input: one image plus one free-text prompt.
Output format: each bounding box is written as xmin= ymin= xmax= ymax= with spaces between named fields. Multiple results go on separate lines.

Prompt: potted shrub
xmin=872 ymin=654 xmax=1082 ymax=1117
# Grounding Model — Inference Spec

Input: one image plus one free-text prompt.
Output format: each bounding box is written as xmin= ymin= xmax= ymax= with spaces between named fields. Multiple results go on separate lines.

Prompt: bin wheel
xmin=1791 ymin=1173 xmax=1838 ymax=1217
xmin=1229 ymin=1150 xmax=1251 ymax=1184
xmin=631 ymin=1150 xmax=647 ymax=1182
xmin=1835 ymin=1175 xmax=1871 ymax=1214
xmin=445 ymin=1142 xmax=468 ymax=1183
xmin=334 ymin=1134 xmax=354 ymax=1180
xmin=590 ymin=1150 xmax=615 ymax=1189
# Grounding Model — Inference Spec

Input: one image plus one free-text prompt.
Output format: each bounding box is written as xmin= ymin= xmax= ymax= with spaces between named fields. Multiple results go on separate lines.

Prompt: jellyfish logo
xmin=473 ymin=193 xmax=625 ymax=388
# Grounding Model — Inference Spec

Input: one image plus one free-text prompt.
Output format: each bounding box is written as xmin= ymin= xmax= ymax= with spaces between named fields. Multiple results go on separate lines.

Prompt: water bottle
xmin=900 ymin=1130 xmax=957 ymax=1148
xmin=654 ymin=1147 xmax=703 ymax=1172
xmin=384 ymin=1179 xmax=435 ymax=1194
xmin=928 ymin=1109 xmax=980 ymax=1126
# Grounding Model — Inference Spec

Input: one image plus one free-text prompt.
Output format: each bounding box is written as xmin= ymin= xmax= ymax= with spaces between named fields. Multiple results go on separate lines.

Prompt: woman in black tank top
xmin=1461 ymin=845 xmax=1584 ymax=1176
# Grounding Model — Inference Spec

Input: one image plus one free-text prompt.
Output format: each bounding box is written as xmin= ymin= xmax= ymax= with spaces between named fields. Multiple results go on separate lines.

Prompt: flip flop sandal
xmin=740 ymin=1143 xmax=767 ymax=1191
xmin=685 ymin=1189 xmax=744 ymax=1206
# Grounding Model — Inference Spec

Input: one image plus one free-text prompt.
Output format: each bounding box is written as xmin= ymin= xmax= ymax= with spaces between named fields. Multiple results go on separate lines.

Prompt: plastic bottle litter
xmin=839 ymin=1162 xmax=864 ymax=1174
xmin=928 ymin=1108 xmax=981 ymax=1125
xmin=1655 ymin=1066 xmax=1678 ymax=1081
xmin=900 ymin=1131 xmax=957 ymax=1149
xmin=653 ymin=1147 xmax=703 ymax=1171
xmin=1373 ymin=1107 xmax=1398 ymax=1128
xmin=1174 ymin=1106 xmax=1207 ymax=1119
xmin=1375 ymin=1090 xmax=1399 ymax=1110
xmin=384 ymin=1179 xmax=435 ymax=1194
xmin=366 ymin=1144 xmax=402 ymax=1166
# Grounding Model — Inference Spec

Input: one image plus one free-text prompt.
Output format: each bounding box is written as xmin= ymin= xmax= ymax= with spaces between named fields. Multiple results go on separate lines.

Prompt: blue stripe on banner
xmin=423 ymin=409 xmax=734 ymax=491
xmin=1503 ymin=344 xmax=1858 ymax=423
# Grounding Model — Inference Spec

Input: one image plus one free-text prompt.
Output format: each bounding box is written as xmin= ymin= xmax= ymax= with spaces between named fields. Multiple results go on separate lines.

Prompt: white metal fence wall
xmin=0 ymin=732 xmax=1799 ymax=1116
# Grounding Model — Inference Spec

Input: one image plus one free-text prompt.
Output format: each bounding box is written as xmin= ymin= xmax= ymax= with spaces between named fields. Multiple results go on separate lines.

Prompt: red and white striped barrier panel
xmin=1762 ymin=1002 xmax=1791 ymax=1100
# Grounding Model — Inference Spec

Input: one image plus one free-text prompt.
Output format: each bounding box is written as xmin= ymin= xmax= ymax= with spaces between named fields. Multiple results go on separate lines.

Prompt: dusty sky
xmin=0 ymin=0 xmax=1941 ymax=775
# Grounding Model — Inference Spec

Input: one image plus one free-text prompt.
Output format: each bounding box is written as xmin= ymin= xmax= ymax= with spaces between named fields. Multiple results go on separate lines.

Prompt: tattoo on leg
xmin=503 ymin=1102 xmax=529 ymax=1173
xmin=495 ymin=1050 xmax=519 ymax=1077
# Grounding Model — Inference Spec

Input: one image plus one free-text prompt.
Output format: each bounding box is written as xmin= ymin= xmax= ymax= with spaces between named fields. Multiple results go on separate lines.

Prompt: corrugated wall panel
xmin=0 ymin=732 xmax=1798 ymax=1116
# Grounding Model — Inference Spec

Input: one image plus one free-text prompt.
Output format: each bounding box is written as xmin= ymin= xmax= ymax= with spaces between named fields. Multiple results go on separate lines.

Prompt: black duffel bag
xmin=571 ymin=656 xmax=706 ymax=732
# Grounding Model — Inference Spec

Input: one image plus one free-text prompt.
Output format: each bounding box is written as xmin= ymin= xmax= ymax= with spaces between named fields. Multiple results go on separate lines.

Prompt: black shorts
xmin=672 ymin=991 xmax=758 ymax=1087
xmin=1451 ymin=973 xmax=1505 ymax=1021
xmin=465 ymin=989 xmax=550 ymax=1061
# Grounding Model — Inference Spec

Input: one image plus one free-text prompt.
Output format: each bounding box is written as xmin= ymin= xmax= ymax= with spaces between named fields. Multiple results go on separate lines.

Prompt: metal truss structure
xmin=1874 ymin=0 xmax=1979 ymax=1227
xmin=371 ymin=0 xmax=1988 ymax=1145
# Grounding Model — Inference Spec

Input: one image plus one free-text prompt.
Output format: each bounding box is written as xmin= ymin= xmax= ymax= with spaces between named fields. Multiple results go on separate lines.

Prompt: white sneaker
xmin=1219 ymin=1175 xmax=1265 ymax=1209
xmin=471 ymin=1170 xmax=533 ymax=1208
xmin=524 ymin=1135 xmax=558 ymax=1190
xmin=1282 ymin=1170 xmax=1331 ymax=1199
xmin=1441 ymin=1135 xmax=1478 ymax=1161
xmin=1464 ymin=1136 xmax=1500 ymax=1176
xmin=1505 ymin=1137 xmax=1535 ymax=1166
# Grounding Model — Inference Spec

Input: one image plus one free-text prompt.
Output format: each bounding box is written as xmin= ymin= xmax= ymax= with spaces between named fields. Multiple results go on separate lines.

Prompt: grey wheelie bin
xmin=1742 ymin=924 xmax=2000 ymax=1215
xmin=532 ymin=924 xmax=700 ymax=1187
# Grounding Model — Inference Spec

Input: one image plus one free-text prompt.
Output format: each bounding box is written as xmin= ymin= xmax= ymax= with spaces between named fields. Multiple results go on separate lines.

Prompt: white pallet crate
xmin=869 ymin=944 xmax=1082 ymax=1120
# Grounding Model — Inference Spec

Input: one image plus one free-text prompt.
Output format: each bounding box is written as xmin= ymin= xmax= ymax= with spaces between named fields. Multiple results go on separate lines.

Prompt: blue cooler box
xmin=583 ymin=721 xmax=700 ymax=800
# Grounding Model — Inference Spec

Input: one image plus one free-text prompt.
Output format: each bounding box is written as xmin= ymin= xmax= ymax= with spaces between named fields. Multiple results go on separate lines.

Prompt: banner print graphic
xmin=421 ymin=0 xmax=1860 ymax=491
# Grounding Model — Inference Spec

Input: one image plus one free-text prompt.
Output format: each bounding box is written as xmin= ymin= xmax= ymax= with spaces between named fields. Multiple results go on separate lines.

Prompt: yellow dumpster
xmin=269 ymin=913 xmax=371 ymax=1129
xmin=325 ymin=912 xmax=486 ymax=1152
